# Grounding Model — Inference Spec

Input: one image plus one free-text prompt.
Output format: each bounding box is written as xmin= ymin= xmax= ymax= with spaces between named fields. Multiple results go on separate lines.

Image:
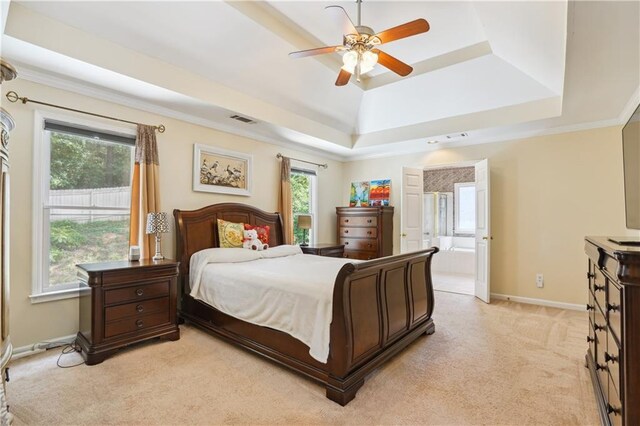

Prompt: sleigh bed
xmin=174 ymin=203 xmax=438 ymax=405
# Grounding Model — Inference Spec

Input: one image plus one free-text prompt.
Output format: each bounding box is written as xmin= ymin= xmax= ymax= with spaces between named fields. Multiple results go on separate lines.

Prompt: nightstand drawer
xmin=340 ymin=227 xmax=377 ymax=238
xmin=105 ymin=311 xmax=170 ymax=338
xmin=341 ymin=237 xmax=377 ymax=251
xmin=105 ymin=296 xmax=169 ymax=322
xmin=104 ymin=281 xmax=169 ymax=306
xmin=339 ymin=216 xmax=377 ymax=227
xmin=344 ymin=250 xmax=375 ymax=260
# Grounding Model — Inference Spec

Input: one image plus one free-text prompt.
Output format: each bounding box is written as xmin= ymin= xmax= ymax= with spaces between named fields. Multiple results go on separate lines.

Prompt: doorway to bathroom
xmin=423 ymin=165 xmax=477 ymax=295
xmin=401 ymin=159 xmax=490 ymax=301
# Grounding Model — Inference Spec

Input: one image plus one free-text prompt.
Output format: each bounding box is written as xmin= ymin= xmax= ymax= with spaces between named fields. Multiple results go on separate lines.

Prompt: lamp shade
xmin=297 ymin=214 xmax=312 ymax=230
xmin=146 ymin=212 xmax=170 ymax=234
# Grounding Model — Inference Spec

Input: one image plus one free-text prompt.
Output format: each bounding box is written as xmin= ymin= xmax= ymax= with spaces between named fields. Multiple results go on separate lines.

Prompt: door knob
xmin=482 ymin=236 xmax=494 ymax=240
xmin=401 ymin=233 xmax=407 ymax=237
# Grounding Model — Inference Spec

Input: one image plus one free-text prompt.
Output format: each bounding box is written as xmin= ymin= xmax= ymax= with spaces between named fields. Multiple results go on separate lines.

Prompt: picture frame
xmin=349 ymin=181 xmax=370 ymax=207
xmin=369 ymin=179 xmax=391 ymax=206
xmin=193 ymin=144 xmax=252 ymax=196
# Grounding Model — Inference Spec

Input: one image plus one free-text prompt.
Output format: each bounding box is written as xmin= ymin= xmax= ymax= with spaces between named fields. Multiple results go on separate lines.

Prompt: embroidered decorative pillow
xmin=243 ymin=224 xmax=270 ymax=245
xmin=217 ymin=219 xmax=245 ymax=248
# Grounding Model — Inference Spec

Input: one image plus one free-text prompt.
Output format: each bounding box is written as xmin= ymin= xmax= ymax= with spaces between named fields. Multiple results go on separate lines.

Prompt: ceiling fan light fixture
xmin=342 ymin=50 xmax=358 ymax=73
xmin=361 ymin=50 xmax=378 ymax=71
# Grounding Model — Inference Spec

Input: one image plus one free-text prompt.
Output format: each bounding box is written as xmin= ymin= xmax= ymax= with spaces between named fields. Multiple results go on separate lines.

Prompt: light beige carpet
xmin=8 ymin=292 xmax=598 ymax=425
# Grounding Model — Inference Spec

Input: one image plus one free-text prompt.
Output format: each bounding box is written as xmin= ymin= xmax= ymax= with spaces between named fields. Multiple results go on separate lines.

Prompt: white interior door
xmin=474 ymin=159 xmax=491 ymax=303
xmin=401 ymin=167 xmax=424 ymax=253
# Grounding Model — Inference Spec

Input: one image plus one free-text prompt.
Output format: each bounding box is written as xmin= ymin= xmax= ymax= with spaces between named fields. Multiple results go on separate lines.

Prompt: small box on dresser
xmin=77 ymin=259 xmax=180 ymax=365
xmin=337 ymin=206 xmax=393 ymax=260
xmin=585 ymin=237 xmax=640 ymax=426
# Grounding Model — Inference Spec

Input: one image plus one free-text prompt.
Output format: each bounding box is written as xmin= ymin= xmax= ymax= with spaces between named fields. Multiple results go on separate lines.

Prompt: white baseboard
xmin=491 ymin=293 xmax=585 ymax=311
xmin=11 ymin=334 xmax=78 ymax=361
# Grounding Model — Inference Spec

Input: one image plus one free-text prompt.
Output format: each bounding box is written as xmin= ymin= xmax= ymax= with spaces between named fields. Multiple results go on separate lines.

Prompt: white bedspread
xmin=189 ymin=247 xmax=355 ymax=363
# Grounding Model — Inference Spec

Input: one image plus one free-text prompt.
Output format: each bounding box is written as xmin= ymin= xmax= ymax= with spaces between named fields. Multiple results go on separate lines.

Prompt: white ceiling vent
xmin=230 ymin=114 xmax=257 ymax=124
xmin=444 ymin=132 xmax=469 ymax=140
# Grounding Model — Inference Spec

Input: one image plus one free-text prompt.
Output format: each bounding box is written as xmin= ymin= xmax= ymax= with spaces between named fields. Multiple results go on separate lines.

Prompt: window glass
xmin=44 ymin=130 xmax=133 ymax=291
xmin=291 ymin=170 xmax=316 ymax=245
xmin=455 ymin=183 xmax=476 ymax=234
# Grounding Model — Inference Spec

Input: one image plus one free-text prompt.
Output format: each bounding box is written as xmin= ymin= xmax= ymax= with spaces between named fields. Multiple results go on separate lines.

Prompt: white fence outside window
xmin=49 ymin=186 xmax=130 ymax=222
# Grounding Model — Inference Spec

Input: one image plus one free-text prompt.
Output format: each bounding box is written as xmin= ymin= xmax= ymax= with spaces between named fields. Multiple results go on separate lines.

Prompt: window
xmin=291 ymin=166 xmax=317 ymax=245
xmin=454 ymin=182 xmax=476 ymax=234
xmin=33 ymin=114 xmax=135 ymax=301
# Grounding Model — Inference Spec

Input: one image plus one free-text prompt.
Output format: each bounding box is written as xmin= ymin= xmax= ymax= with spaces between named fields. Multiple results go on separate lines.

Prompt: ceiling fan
xmin=289 ymin=0 xmax=430 ymax=86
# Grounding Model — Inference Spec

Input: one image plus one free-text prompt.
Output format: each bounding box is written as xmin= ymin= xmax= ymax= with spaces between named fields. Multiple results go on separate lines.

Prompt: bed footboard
xmin=327 ymin=247 xmax=439 ymax=405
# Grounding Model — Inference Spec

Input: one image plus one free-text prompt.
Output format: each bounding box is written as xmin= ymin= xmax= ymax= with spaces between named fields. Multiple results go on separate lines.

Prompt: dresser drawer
xmin=104 ymin=296 xmax=169 ymax=322
xmin=340 ymin=237 xmax=377 ymax=252
xmin=607 ymin=281 xmax=622 ymax=343
xmin=593 ymin=268 xmax=606 ymax=311
xmin=104 ymin=281 xmax=169 ymax=306
xmin=594 ymin=309 xmax=607 ymax=369
xmin=588 ymin=318 xmax=597 ymax=357
xmin=608 ymin=372 xmax=623 ymax=426
xmin=340 ymin=227 xmax=377 ymax=238
xmin=339 ymin=216 xmax=377 ymax=227
xmin=606 ymin=331 xmax=621 ymax=397
xmin=344 ymin=250 xmax=375 ymax=260
xmin=104 ymin=311 xmax=170 ymax=338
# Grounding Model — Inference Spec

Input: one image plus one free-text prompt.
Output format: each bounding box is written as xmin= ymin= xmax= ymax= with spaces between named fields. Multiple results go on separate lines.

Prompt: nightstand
xmin=300 ymin=243 xmax=345 ymax=258
xmin=76 ymin=259 xmax=180 ymax=365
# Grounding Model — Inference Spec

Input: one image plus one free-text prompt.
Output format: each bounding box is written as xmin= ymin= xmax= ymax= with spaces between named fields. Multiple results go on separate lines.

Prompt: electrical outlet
xmin=536 ymin=273 xmax=544 ymax=288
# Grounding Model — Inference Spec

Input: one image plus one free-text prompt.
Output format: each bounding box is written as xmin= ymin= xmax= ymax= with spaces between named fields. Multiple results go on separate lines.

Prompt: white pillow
xmin=260 ymin=244 xmax=303 ymax=259
xmin=189 ymin=248 xmax=261 ymax=294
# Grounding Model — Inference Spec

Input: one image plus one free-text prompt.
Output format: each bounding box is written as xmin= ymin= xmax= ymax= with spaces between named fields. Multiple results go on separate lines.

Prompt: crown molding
xmin=14 ymin=64 xmax=348 ymax=163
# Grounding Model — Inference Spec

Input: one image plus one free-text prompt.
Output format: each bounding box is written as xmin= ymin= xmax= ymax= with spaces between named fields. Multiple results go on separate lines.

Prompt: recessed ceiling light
xmin=427 ymin=140 xmax=439 ymax=144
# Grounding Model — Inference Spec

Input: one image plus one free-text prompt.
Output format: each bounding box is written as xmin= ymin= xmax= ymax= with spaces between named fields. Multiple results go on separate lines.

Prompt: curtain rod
xmin=5 ymin=91 xmax=165 ymax=133
xmin=276 ymin=153 xmax=328 ymax=169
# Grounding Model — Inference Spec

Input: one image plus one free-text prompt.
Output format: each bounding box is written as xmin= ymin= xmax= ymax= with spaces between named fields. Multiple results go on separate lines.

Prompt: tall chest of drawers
xmin=77 ymin=259 xmax=180 ymax=365
xmin=585 ymin=237 xmax=640 ymax=426
xmin=337 ymin=206 xmax=394 ymax=260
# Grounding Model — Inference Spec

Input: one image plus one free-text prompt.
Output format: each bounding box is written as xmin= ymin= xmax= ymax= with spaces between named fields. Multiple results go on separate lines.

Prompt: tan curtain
xmin=278 ymin=156 xmax=294 ymax=244
xmin=129 ymin=124 xmax=161 ymax=258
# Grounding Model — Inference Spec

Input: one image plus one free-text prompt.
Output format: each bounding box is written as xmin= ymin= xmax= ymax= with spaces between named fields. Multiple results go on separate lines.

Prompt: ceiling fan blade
xmin=335 ymin=69 xmax=352 ymax=86
xmin=374 ymin=49 xmax=413 ymax=77
xmin=289 ymin=46 xmax=341 ymax=59
xmin=325 ymin=5 xmax=359 ymax=36
xmin=375 ymin=19 xmax=430 ymax=44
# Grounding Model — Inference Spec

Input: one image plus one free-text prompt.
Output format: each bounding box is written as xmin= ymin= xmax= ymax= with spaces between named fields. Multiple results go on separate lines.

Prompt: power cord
xmin=55 ymin=340 xmax=84 ymax=369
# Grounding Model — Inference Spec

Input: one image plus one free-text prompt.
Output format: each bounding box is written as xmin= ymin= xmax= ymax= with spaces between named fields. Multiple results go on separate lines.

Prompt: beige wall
xmin=3 ymin=79 xmax=344 ymax=348
xmin=343 ymin=127 xmax=640 ymax=305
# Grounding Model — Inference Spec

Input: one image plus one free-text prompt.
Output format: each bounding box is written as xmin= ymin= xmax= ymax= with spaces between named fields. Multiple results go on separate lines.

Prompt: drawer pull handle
xmin=587 ymin=272 xmax=595 ymax=279
xmin=607 ymin=303 xmax=620 ymax=312
xmin=594 ymin=284 xmax=605 ymax=292
xmin=367 ymin=219 xmax=372 ymax=223
xmin=607 ymin=404 xmax=621 ymax=416
xmin=344 ymin=230 xmax=349 ymax=234
xmin=135 ymin=288 xmax=144 ymax=297
xmin=596 ymin=363 xmax=608 ymax=372
xmin=594 ymin=323 xmax=606 ymax=332
xmin=367 ymin=231 xmax=372 ymax=235
xmin=136 ymin=304 xmax=144 ymax=313
xmin=587 ymin=336 xmax=595 ymax=343
xmin=345 ymin=219 xmax=349 ymax=223
xmin=136 ymin=319 xmax=144 ymax=328
xmin=586 ymin=304 xmax=595 ymax=311
xmin=605 ymin=352 xmax=618 ymax=364
xmin=345 ymin=242 xmax=349 ymax=245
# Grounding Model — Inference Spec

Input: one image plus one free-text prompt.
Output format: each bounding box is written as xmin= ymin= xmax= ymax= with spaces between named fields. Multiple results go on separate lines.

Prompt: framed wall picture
xmin=193 ymin=144 xmax=252 ymax=196
xmin=349 ymin=181 xmax=370 ymax=207
xmin=369 ymin=179 xmax=391 ymax=206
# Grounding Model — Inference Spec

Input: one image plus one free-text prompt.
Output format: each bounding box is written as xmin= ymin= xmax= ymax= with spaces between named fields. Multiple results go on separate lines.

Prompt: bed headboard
xmin=173 ymin=203 xmax=285 ymax=279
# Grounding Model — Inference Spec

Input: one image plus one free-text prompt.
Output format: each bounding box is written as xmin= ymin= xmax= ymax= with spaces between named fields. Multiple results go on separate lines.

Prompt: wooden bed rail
xmin=326 ymin=248 xmax=439 ymax=405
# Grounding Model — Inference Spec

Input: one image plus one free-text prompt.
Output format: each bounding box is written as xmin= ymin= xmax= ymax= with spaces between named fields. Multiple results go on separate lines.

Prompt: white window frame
xmin=291 ymin=161 xmax=318 ymax=245
xmin=454 ymin=182 xmax=476 ymax=235
xmin=31 ymin=110 xmax=136 ymax=303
